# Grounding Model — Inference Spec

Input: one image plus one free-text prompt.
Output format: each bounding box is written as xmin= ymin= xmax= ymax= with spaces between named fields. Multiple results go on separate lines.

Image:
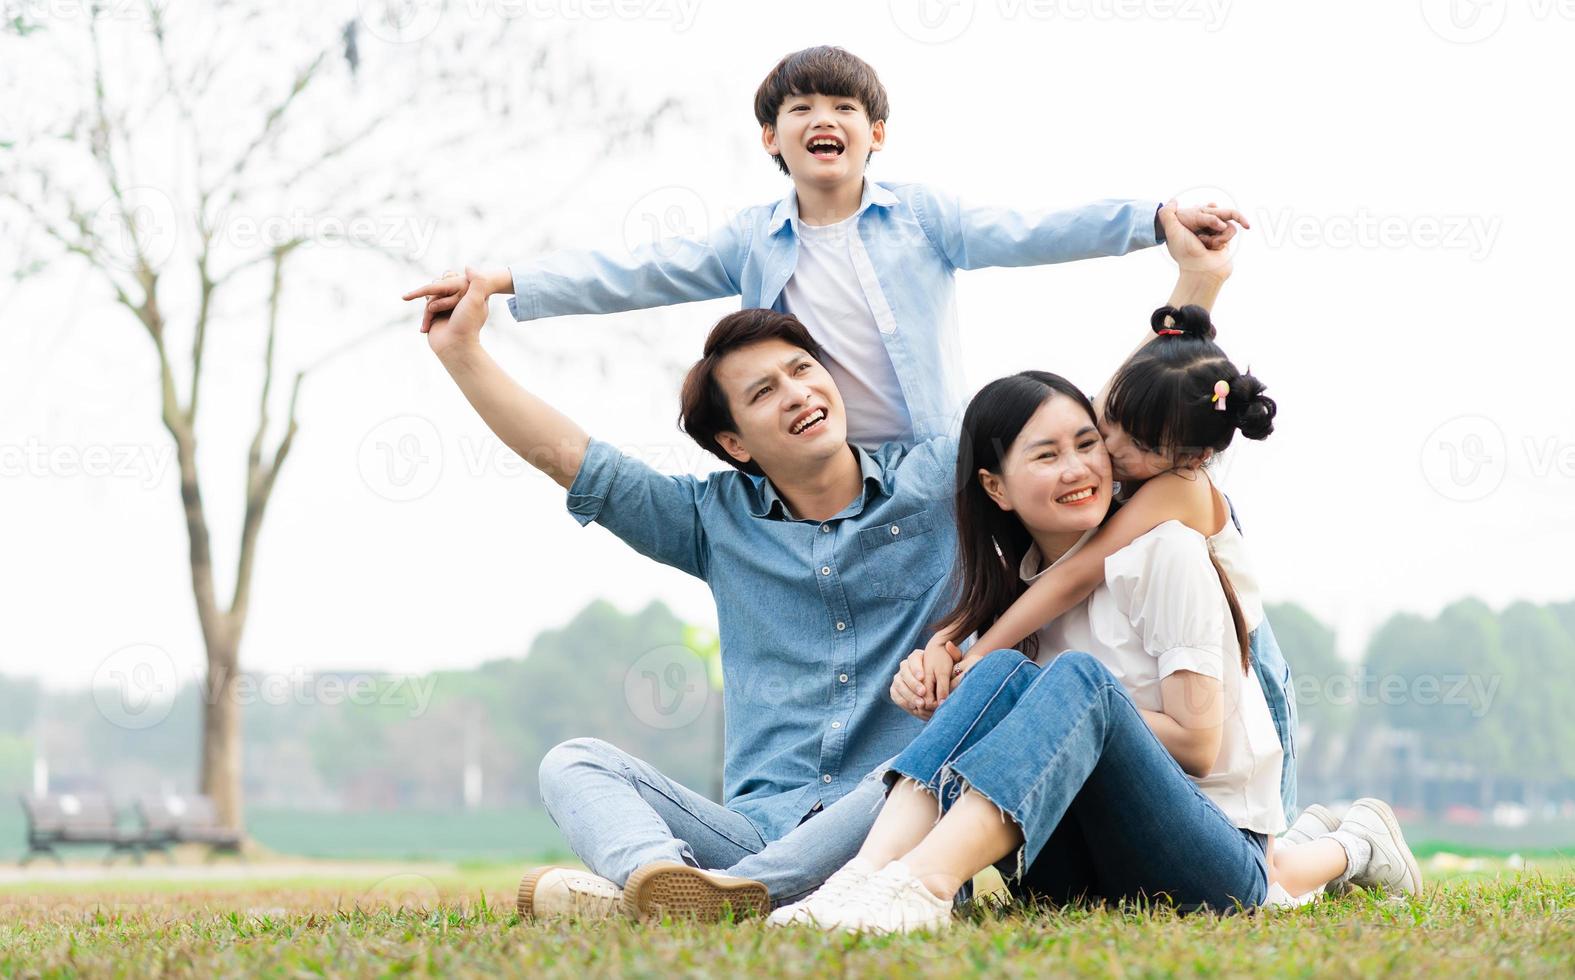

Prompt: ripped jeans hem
xmin=883 ymin=760 xmax=1031 ymax=885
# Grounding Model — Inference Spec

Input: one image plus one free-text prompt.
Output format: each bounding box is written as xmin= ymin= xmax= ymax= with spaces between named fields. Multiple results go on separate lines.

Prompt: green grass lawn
xmin=2 ymin=865 xmax=1571 ymax=977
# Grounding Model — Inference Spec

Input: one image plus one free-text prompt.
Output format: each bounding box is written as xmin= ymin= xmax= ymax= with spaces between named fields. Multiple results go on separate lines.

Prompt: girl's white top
xmin=1021 ymin=520 xmax=1286 ymax=834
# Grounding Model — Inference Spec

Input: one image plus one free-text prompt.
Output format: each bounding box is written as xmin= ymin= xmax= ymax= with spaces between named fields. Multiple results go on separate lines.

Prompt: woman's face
xmin=981 ymin=394 xmax=1114 ymax=537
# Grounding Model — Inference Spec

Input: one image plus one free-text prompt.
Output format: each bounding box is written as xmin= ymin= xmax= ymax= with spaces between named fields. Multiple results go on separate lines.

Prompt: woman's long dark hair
xmin=935 ymin=371 xmax=1097 ymax=659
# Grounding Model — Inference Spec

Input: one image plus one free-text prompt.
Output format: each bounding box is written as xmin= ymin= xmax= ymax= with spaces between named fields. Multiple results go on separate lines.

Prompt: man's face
xmin=712 ymin=338 xmax=849 ymax=476
xmin=763 ymin=92 xmax=884 ymax=189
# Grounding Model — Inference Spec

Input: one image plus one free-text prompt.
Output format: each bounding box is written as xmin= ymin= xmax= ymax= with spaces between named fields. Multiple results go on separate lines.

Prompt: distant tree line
xmin=5 ymin=597 xmax=1574 ymax=817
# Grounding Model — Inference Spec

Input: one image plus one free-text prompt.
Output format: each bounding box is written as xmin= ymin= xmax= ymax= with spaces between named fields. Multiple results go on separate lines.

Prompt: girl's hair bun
xmin=1231 ymin=371 xmax=1277 ymax=441
xmin=1149 ymin=304 xmax=1217 ymax=341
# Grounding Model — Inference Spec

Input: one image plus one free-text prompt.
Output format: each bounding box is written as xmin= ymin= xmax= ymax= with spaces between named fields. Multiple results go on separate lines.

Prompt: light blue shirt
xmin=510 ymin=181 xmax=1162 ymax=443
xmin=566 ymin=436 xmax=958 ymax=843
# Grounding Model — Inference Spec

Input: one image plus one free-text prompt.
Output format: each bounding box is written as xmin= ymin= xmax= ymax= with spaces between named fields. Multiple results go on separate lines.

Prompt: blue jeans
xmin=537 ymin=737 xmax=887 ymax=906
xmin=887 ymin=649 xmax=1268 ymax=913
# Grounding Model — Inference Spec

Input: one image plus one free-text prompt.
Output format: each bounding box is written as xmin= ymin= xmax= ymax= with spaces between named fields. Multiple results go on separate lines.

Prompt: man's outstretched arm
xmin=429 ymin=267 xmax=589 ymax=490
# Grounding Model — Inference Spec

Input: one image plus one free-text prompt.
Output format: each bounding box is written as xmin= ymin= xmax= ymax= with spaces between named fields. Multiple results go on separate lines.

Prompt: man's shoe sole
xmin=622 ymin=861 xmax=770 ymax=923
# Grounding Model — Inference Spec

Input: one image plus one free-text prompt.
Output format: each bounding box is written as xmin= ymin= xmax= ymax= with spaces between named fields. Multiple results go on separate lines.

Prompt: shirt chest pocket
xmin=857 ymin=509 xmax=951 ymax=601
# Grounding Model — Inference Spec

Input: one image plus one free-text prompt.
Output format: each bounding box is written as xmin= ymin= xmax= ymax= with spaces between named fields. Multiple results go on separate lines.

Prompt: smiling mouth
xmin=790 ymin=408 xmax=828 ymax=435
xmin=806 ymin=136 xmax=845 ymax=159
xmin=1056 ymin=486 xmax=1098 ymax=505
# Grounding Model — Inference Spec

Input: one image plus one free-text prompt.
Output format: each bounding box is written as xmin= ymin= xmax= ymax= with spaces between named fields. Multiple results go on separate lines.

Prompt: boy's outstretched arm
xmin=916 ymin=187 xmax=1246 ymax=273
xmin=404 ymin=218 xmax=747 ymax=333
xmin=427 ymin=268 xmax=589 ymax=490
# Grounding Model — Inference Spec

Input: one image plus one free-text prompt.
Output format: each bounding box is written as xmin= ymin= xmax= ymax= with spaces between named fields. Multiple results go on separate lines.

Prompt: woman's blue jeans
xmin=886 ymin=648 xmax=1268 ymax=913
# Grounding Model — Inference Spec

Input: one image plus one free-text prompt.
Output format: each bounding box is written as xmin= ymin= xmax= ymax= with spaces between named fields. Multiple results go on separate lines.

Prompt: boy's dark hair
xmin=679 ymin=309 xmax=826 ymax=476
xmin=753 ymin=46 xmax=890 ymax=176
xmin=1104 ymin=305 xmax=1278 ymax=462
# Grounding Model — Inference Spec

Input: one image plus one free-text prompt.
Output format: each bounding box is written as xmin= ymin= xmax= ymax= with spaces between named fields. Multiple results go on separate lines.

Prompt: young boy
xmin=404 ymin=45 xmax=1243 ymax=446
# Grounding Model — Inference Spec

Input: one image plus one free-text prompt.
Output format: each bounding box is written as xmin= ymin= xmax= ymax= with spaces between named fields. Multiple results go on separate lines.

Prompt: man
xmin=423 ymin=274 xmax=956 ymax=921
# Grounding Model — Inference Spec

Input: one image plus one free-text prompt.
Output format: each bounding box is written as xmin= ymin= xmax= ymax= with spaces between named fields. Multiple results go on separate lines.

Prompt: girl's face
xmin=1097 ymin=414 xmax=1175 ymax=483
xmin=980 ymin=394 xmax=1113 ymax=539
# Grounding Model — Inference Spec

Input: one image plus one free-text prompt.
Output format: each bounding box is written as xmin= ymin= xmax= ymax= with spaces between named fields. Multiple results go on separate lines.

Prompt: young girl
xmin=905 ymin=302 xmax=1416 ymax=908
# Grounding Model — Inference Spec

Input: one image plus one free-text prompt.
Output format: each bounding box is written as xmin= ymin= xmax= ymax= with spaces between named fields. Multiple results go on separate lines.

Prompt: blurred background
xmin=2 ymin=1 xmax=1572 ymax=866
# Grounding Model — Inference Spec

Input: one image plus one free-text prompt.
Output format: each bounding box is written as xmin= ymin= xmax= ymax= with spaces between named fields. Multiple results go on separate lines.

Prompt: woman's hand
xmin=951 ymin=650 xmax=988 ymax=683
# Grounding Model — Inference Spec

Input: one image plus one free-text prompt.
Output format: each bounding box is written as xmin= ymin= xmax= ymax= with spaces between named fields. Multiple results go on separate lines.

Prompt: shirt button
xmin=820 ymin=524 xmax=831 ymax=533
xmin=890 ymin=525 xmax=901 ymax=535
xmin=822 ymin=774 xmax=833 ymax=783
xmin=831 ymin=721 xmax=842 ymax=729
xmin=836 ymin=622 xmax=846 ymax=631
xmin=820 ymin=566 xmax=831 ymax=576
xmin=839 ymin=673 xmax=849 ymax=683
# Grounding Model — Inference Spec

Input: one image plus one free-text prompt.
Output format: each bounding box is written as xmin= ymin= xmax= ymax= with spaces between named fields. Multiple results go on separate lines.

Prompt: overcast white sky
xmin=4 ymin=0 xmax=1573 ymax=691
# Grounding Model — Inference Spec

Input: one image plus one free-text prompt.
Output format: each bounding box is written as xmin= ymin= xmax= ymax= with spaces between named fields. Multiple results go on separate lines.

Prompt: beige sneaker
xmin=1339 ymin=798 xmax=1423 ymax=896
xmin=1280 ymin=803 xmax=1341 ymax=846
xmin=622 ymin=861 xmax=770 ymax=923
xmin=517 ymin=866 xmax=625 ymax=920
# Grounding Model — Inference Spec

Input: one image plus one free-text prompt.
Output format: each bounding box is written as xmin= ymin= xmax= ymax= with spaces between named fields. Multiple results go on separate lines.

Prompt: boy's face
xmin=711 ymin=338 xmax=850 ymax=477
xmin=762 ymin=92 xmax=885 ymax=191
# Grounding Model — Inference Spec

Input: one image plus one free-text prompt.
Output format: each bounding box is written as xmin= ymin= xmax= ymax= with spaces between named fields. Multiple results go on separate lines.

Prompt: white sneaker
xmin=814 ymin=860 xmax=954 ymax=934
xmin=1279 ymin=803 xmax=1341 ymax=846
xmin=766 ymin=857 xmax=877 ymax=927
xmin=517 ymin=866 xmax=624 ymax=919
xmin=1339 ymin=798 xmax=1423 ymax=896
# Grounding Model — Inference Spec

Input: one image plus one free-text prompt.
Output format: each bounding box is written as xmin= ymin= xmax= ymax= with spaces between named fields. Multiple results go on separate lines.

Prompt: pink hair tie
xmin=1212 ymin=380 xmax=1230 ymax=412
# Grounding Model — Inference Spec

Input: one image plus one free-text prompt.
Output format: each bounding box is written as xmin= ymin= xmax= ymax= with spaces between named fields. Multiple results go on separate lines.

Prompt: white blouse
xmin=1020 ymin=520 xmax=1286 ymax=834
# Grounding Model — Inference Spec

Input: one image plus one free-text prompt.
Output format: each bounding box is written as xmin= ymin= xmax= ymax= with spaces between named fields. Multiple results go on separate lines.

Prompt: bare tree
xmin=1 ymin=2 xmax=679 ymax=832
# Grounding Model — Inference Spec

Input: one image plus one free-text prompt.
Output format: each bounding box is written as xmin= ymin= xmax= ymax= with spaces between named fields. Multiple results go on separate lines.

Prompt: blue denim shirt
xmin=566 ymin=436 xmax=958 ymax=843
xmin=510 ymin=181 xmax=1162 ymax=441
xmin=1224 ymin=500 xmax=1298 ymax=818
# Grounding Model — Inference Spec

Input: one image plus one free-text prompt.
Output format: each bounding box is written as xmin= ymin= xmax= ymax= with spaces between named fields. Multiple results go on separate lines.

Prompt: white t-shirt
xmin=1022 ymin=520 xmax=1286 ymax=834
xmin=779 ymin=214 xmax=914 ymax=447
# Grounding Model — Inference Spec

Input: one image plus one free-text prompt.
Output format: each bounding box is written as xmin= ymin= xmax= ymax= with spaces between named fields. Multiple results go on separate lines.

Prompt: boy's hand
xmin=1159 ymin=202 xmax=1236 ymax=280
xmin=1171 ymin=203 xmax=1250 ymax=250
xmin=403 ymin=267 xmax=511 ymax=335
xmin=424 ymin=267 xmax=492 ymax=357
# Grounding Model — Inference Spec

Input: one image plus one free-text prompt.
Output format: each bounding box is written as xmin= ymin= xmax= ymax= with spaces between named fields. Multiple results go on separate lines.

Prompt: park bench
xmin=18 ymin=793 xmax=145 ymax=866
xmin=135 ymin=794 xmax=245 ymax=862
